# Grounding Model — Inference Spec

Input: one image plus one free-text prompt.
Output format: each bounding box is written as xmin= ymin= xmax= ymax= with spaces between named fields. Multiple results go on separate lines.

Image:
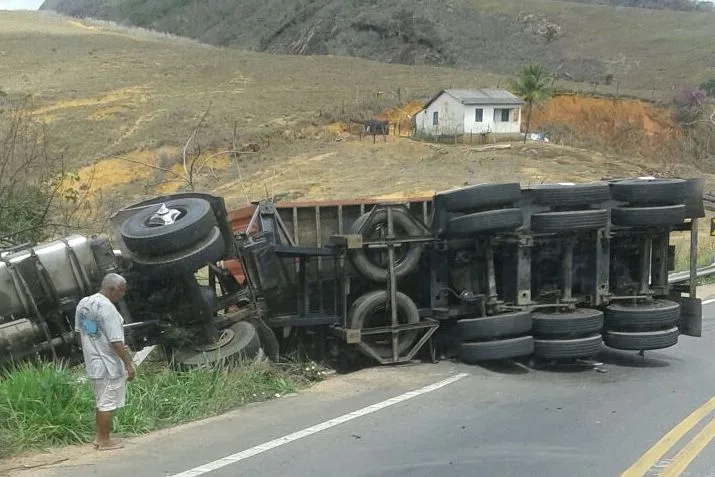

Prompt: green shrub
xmin=701 ymin=78 xmax=715 ymax=97
xmin=0 ymin=358 xmax=314 ymax=458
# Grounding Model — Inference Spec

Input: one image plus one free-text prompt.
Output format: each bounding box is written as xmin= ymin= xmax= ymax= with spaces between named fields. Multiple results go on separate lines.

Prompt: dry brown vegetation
xmin=0 ymin=10 xmax=712 ymax=226
xmin=41 ymin=0 xmax=715 ymax=94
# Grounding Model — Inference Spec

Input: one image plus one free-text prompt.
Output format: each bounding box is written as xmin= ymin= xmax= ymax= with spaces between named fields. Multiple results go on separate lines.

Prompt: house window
xmin=475 ymin=108 xmax=483 ymax=122
xmin=494 ymin=108 xmax=510 ymax=122
xmin=433 ymin=111 xmax=439 ymax=125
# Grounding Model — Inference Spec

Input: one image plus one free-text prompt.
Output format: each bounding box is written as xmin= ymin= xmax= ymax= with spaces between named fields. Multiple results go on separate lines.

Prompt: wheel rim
xmin=362 ymin=303 xmax=412 ymax=355
xmin=194 ymin=329 xmax=235 ymax=352
xmin=361 ymin=221 xmax=412 ymax=270
xmin=146 ymin=203 xmax=186 ymax=227
xmin=173 ymin=324 xmax=257 ymax=367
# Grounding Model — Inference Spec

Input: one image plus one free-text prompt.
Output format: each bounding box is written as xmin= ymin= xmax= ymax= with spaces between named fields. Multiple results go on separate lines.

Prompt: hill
xmin=39 ymin=0 xmax=715 ymax=93
xmin=0 ymin=10 xmax=712 ymax=225
xmin=568 ymin=0 xmax=713 ymax=10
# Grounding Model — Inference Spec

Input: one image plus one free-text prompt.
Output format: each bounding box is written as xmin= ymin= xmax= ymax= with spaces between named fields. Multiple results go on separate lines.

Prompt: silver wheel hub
xmin=148 ymin=203 xmax=182 ymax=226
xmin=194 ymin=329 xmax=235 ymax=352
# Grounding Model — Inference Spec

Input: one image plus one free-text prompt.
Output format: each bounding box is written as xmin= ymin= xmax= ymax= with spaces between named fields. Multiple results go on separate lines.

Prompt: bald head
xmin=100 ymin=273 xmax=127 ymax=303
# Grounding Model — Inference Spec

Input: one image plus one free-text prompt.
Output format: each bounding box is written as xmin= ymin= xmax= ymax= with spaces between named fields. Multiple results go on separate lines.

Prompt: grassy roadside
xmin=671 ymin=214 xmax=715 ymax=272
xmin=0 ymin=358 xmax=325 ymax=459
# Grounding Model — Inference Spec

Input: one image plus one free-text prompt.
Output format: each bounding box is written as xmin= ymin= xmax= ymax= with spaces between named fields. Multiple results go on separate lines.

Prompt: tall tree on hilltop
xmin=510 ymin=63 xmax=553 ymax=143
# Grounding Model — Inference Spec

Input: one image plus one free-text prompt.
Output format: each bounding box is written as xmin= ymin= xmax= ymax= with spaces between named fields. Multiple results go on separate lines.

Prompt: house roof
xmin=422 ymin=88 xmax=523 ymax=110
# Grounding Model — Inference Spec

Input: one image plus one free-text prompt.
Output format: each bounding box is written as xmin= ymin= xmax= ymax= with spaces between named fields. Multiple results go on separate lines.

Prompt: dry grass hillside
xmin=1 ymin=10 xmax=712 ymax=220
xmin=40 ymin=0 xmax=715 ymax=93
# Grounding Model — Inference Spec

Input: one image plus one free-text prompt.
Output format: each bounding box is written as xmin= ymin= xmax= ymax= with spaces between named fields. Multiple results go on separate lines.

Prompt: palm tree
xmin=510 ymin=63 xmax=553 ymax=143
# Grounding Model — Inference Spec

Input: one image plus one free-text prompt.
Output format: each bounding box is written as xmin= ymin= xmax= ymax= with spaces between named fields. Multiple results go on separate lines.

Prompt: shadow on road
xmin=597 ymin=349 xmax=671 ymax=368
xmin=470 ymin=348 xmax=673 ymax=375
xmin=477 ymin=360 xmax=532 ymax=375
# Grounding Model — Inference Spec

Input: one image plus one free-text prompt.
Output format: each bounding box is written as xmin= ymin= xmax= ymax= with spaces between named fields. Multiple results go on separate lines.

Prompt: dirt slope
xmin=530 ymin=94 xmax=683 ymax=156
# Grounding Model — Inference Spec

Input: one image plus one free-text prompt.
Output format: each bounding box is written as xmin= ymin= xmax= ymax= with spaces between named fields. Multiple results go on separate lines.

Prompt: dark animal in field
xmin=350 ymin=118 xmax=389 ymax=143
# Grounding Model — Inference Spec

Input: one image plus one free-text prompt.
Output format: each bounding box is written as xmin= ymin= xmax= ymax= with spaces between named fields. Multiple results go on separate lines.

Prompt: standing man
xmin=75 ymin=272 xmax=136 ymax=451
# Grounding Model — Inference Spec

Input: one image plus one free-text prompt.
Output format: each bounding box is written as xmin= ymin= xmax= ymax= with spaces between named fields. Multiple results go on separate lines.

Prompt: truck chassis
xmin=0 ymin=177 xmax=707 ymax=371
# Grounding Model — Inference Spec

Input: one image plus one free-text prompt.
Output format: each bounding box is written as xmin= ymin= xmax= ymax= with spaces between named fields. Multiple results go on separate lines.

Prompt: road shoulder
xmin=0 ymin=362 xmax=466 ymax=477
xmin=698 ymin=283 xmax=715 ymax=301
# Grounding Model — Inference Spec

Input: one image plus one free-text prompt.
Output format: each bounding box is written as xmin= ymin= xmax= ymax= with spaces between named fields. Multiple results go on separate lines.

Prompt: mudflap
xmin=676 ymin=296 xmax=703 ymax=337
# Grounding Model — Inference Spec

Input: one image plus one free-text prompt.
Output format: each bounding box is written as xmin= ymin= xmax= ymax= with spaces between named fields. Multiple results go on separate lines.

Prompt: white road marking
xmin=168 ymin=372 xmax=469 ymax=477
xmin=703 ymin=298 xmax=715 ymax=305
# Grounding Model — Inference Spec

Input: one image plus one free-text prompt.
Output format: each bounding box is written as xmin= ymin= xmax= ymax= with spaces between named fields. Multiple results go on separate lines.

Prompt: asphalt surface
xmin=7 ymin=301 xmax=715 ymax=477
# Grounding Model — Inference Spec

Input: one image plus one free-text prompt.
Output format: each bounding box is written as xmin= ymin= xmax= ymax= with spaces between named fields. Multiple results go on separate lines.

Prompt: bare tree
xmin=0 ymin=96 xmax=121 ymax=247
xmin=0 ymin=96 xmax=63 ymax=247
xmin=672 ymin=87 xmax=715 ymax=168
xmin=113 ymin=104 xmax=256 ymax=194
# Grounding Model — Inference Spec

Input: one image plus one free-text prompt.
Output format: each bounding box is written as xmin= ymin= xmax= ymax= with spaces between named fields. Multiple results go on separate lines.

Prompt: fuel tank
xmin=0 ymin=234 xmax=116 ymax=318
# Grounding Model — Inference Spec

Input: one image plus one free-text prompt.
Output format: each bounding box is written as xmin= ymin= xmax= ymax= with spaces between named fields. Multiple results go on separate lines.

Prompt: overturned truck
xmin=0 ymin=177 xmax=707 ymax=369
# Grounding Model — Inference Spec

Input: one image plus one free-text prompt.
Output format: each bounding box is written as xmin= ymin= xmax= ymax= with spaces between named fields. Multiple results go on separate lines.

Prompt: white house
xmin=413 ymin=89 xmax=523 ymax=137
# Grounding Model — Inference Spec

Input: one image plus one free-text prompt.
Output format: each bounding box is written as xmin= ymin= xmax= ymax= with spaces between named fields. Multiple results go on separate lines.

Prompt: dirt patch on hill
xmin=530 ymin=94 xmax=681 ymax=156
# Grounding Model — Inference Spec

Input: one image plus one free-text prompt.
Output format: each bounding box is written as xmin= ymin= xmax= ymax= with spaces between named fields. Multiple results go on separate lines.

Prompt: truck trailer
xmin=0 ymin=177 xmax=707 ymax=370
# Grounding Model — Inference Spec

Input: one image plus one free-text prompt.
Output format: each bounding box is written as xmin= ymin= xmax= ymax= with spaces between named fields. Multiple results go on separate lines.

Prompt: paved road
xmin=9 ymin=301 xmax=715 ymax=477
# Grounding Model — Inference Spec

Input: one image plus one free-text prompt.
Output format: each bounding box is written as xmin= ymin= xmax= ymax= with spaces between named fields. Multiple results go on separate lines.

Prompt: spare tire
xmin=348 ymin=208 xmax=424 ymax=282
xmin=121 ymin=198 xmax=217 ymax=256
xmin=348 ymin=289 xmax=420 ymax=359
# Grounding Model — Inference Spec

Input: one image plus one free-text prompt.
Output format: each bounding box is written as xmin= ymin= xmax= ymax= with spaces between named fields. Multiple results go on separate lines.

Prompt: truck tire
xmin=131 ymin=226 xmax=227 ymax=274
xmin=121 ymin=197 xmax=217 ymax=256
xmin=604 ymin=299 xmax=680 ymax=331
xmin=528 ymin=182 xmax=610 ymax=207
xmin=456 ymin=311 xmax=532 ymax=341
xmin=348 ymin=208 xmax=424 ymax=282
xmin=609 ymin=178 xmax=688 ymax=205
xmin=348 ymin=290 xmax=420 ymax=358
xmin=611 ymin=205 xmax=686 ymax=227
xmin=245 ymin=315 xmax=281 ymax=362
xmin=172 ymin=321 xmax=262 ymax=368
xmin=459 ymin=336 xmax=534 ymax=363
xmin=533 ymin=334 xmax=603 ymax=359
xmin=532 ymin=308 xmax=604 ymax=337
xmin=603 ymin=327 xmax=679 ymax=350
xmin=447 ymin=208 xmax=523 ymax=236
xmin=435 ymin=183 xmax=522 ymax=212
xmin=531 ymin=209 xmax=608 ymax=233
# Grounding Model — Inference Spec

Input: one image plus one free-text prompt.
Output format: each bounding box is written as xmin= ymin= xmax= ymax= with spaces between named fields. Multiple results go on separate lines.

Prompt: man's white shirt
xmin=74 ymin=293 xmax=126 ymax=379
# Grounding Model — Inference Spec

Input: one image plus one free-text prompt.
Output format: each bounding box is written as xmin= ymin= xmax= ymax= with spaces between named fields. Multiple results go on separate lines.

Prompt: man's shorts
xmin=90 ymin=377 xmax=127 ymax=412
